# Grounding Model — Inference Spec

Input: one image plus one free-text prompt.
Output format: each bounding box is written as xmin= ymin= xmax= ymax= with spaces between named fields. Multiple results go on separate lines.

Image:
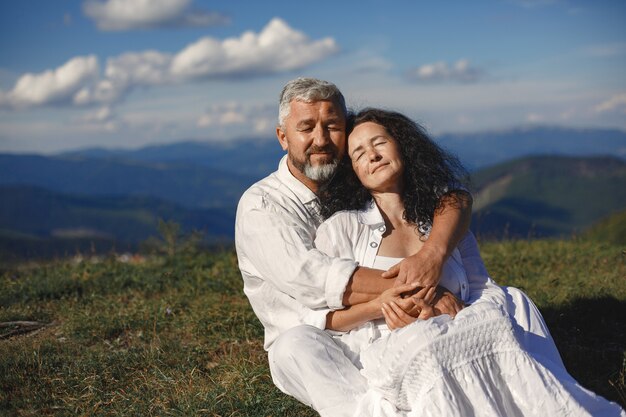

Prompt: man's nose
xmin=312 ymin=125 xmax=331 ymax=146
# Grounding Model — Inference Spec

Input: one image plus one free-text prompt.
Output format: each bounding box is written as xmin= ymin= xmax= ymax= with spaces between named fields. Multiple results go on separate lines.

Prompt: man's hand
xmin=381 ymin=190 xmax=473 ymax=288
xmin=432 ymin=287 xmax=464 ymax=318
xmin=382 ymin=244 xmax=446 ymax=288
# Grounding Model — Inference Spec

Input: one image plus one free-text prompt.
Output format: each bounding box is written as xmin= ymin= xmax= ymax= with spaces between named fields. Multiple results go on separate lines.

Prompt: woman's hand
xmin=377 ymin=281 xmax=420 ymax=308
xmin=432 ymin=287 xmax=464 ymax=318
xmin=381 ymin=286 xmax=437 ymax=330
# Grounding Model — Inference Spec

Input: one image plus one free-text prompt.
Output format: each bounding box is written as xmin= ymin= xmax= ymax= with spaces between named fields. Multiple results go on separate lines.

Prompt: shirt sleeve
xmin=456 ymin=231 xmax=501 ymax=303
xmin=236 ymin=197 xmax=357 ymax=311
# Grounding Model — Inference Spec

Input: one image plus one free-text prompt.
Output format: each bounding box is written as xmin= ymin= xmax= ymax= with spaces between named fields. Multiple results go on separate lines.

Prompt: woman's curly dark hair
xmin=319 ymin=108 xmax=469 ymax=231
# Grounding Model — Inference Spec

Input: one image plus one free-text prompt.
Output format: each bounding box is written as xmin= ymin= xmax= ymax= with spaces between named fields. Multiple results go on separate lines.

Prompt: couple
xmin=235 ymin=78 xmax=624 ymax=416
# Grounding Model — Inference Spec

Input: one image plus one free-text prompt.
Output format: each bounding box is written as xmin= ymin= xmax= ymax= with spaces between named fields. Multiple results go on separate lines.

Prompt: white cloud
xmin=83 ymin=0 xmax=228 ymax=31
xmin=583 ymin=43 xmax=626 ymax=58
xmin=509 ymin=0 xmax=560 ymax=8
xmin=526 ymin=113 xmax=544 ymax=123
xmin=1 ymin=19 xmax=337 ymax=110
xmin=197 ymin=103 xmax=246 ymax=127
xmin=171 ymin=18 xmax=338 ymax=79
xmin=594 ymin=93 xmax=626 ymax=114
xmin=83 ymin=105 xmax=114 ymax=122
xmin=197 ymin=103 xmax=240 ymax=127
xmin=0 ymin=55 xmax=99 ymax=108
xmin=79 ymin=106 xmax=119 ymax=131
xmin=196 ymin=102 xmax=274 ymax=135
xmin=408 ymin=59 xmax=485 ymax=83
xmin=74 ymin=50 xmax=174 ymax=105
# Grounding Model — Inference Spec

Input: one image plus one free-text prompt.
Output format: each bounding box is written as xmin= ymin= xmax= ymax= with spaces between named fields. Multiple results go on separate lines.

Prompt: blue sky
xmin=0 ymin=0 xmax=625 ymax=153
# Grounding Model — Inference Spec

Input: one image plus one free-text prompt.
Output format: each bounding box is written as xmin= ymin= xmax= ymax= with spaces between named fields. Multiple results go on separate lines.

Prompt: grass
xmin=1 ymin=238 xmax=625 ymax=416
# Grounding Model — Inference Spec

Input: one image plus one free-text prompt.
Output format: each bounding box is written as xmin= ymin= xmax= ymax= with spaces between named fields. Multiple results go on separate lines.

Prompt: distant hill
xmin=2 ymin=143 xmax=626 ymax=258
xmin=0 ymin=154 xmax=255 ymax=210
xmin=59 ymin=126 xmax=626 ymax=175
xmin=437 ymin=126 xmax=626 ymax=170
xmin=0 ymin=185 xmax=234 ymax=260
xmin=61 ymin=139 xmax=286 ymax=179
xmin=470 ymin=155 xmax=626 ymax=239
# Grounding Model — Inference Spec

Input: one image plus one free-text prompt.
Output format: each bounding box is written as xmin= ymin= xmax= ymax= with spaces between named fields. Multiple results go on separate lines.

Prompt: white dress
xmin=315 ymin=206 xmax=626 ymax=417
xmin=356 ymin=257 xmax=624 ymax=417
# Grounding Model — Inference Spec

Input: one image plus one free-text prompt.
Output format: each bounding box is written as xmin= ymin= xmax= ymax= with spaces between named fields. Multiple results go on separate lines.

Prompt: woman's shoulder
xmin=323 ymin=209 xmax=362 ymax=225
xmin=317 ymin=209 xmax=364 ymax=240
xmin=316 ymin=210 xmax=367 ymax=256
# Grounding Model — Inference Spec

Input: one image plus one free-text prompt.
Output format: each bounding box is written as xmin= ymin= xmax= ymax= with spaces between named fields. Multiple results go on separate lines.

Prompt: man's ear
xmin=276 ymin=126 xmax=288 ymax=151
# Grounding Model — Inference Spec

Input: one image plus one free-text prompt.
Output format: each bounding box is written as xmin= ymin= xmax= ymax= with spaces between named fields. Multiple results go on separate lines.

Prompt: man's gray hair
xmin=278 ymin=77 xmax=347 ymax=127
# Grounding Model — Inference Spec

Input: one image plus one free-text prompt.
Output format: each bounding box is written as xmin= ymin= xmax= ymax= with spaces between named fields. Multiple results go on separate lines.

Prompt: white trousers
xmin=268 ymin=286 xmax=566 ymax=417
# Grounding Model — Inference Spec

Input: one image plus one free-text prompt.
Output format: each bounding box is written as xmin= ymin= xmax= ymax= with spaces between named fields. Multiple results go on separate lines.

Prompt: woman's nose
xmin=367 ymin=149 xmax=381 ymax=161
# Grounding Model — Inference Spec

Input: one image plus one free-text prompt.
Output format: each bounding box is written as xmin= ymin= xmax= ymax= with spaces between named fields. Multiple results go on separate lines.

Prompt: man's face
xmin=276 ymin=99 xmax=346 ymax=188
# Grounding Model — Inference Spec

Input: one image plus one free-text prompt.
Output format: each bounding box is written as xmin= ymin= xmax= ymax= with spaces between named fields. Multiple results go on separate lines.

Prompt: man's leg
xmin=268 ymin=325 xmax=368 ymax=417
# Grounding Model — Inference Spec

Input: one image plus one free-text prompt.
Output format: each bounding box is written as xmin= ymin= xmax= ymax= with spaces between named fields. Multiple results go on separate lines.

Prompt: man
xmin=235 ymin=78 xmax=473 ymax=416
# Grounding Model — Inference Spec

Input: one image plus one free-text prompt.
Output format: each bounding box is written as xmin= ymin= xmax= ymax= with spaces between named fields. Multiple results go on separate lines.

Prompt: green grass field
xmin=1 ymin=238 xmax=625 ymax=416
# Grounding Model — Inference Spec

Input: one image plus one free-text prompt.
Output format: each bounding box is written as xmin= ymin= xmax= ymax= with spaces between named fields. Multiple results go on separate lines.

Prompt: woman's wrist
xmin=369 ymin=297 xmax=385 ymax=320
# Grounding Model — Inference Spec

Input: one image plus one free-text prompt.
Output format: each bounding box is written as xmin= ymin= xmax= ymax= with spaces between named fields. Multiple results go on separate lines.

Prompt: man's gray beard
xmin=290 ymin=154 xmax=339 ymax=182
xmin=304 ymin=160 xmax=338 ymax=182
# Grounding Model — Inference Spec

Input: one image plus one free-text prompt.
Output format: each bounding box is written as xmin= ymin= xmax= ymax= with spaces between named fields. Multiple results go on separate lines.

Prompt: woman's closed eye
xmin=353 ymin=151 xmax=365 ymax=162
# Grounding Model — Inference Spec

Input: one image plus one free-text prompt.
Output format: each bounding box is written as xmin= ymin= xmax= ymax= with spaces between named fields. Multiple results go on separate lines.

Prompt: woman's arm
xmin=327 ymin=284 xmax=435 ymax=331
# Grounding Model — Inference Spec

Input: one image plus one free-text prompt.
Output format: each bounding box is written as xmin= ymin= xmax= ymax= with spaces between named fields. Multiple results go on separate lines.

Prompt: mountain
xmin=469 ymin=155 xmax=626 ymax=239
xmin=2 ymin=130 xmax=626 ymax=258
xmin=58 ymin=126 xmax=626 ymax=175
xmin=437 ymin=126 xmax=626 ymax=170
xmin=0 ymin=154 xmax=255 ymax=210
xmin=61 ymin=139 xmax=286 ymax=179
xmin=0 ymin=185 xmax=234 ymax=260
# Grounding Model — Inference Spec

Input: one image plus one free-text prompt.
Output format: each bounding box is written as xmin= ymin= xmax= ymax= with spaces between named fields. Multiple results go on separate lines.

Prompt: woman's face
xmin=348 ymin=121 xmax=404 ymax=193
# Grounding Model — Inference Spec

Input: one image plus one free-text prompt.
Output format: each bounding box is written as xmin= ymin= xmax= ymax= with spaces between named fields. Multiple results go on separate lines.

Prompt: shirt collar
xmin=276 ymin=154 xmax=318 ymax=205
xmin=358 ymin=199 xmax=386 ymax=228
xmin=359 ymin=198 xmax=431 ymax=236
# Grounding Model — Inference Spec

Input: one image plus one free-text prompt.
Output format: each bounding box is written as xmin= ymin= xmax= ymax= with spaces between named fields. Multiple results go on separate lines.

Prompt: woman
xmin=314 ymin=108 xmax=624 ymax=416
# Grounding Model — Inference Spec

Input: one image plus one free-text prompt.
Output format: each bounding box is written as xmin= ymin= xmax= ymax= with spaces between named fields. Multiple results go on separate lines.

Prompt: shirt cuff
xmin=303 ymin=308 xmax=331 ymax=330
xmin=325 ymin=258 xmax=358 ymax=310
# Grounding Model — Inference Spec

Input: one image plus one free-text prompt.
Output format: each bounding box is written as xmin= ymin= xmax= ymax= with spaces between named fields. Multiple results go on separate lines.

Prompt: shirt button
xmin=462 ymin=284 xmax=467 ymax=289
xmin=378 ymin=226 xmax=386 ymax=232
xmin=370 ymin=242 xmax=378 ymax=248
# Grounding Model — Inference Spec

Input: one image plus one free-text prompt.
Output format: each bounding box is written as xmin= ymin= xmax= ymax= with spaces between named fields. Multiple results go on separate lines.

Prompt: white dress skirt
xmin=350 ymin=256 xmax=626 ymax=417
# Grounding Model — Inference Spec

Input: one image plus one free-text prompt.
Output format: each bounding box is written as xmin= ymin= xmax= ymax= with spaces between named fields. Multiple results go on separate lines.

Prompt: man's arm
xmin=236 ymin=199 xmax=357 ymax=311
xmin=382 ymin=190 xmax=473 ymax=287
xmin=342 ymin=266 xmax=393 ymax=305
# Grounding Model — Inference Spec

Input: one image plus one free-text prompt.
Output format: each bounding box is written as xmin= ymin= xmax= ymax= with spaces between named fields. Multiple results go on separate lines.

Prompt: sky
xmin=0 ymin=0 xmax=625 ymax=154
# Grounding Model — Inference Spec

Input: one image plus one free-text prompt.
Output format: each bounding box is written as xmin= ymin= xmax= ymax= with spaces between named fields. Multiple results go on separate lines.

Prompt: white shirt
xmin=314 ymin=200 xmax=491 ymax=301
xmin=235 ymin=155 xmax=358 ymax=350
xmin=314 ymin=200 xmax=499 ymax=361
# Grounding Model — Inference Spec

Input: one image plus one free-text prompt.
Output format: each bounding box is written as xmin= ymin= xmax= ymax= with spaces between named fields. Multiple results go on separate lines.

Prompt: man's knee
xmin=270 ymin=325 xmax=328 ymax=363
xmin=268 ymin=325 xmax=337 ymax=406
